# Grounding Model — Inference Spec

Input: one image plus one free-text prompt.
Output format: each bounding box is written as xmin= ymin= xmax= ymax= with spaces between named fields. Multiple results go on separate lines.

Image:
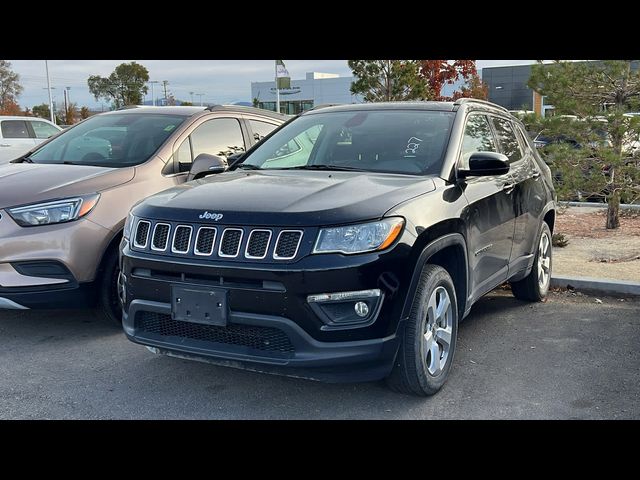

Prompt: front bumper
xmin=0 ymin=210 xmax=114 ymax=287
xmin=124 ymin=299 xmax=404 ymax=382
xmin=121 ymin=239 xmax=413 ymax=382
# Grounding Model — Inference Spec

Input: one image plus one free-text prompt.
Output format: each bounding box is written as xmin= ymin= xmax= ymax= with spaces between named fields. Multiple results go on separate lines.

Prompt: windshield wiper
xmin=235 ymin=164 xmax=262 ymax=170
xmin=13 ymin=155 xmax=33 ymax=163
xmin=276 ymin=164 xmax=367 ymax=172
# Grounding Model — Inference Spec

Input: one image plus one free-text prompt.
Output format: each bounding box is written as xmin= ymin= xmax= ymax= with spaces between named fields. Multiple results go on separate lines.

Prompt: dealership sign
xmin=271 ymin=86 xmax=301 ymax=95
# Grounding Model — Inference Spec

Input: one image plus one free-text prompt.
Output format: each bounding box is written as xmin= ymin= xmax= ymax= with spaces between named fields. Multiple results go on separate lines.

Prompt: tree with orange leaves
xmin=419 ymin=60 xmax=487 ymax=101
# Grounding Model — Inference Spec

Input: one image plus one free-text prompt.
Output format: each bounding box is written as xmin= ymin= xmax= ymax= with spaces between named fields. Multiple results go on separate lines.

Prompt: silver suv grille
xmin=132 ymin=219 xmax=305 ymax=262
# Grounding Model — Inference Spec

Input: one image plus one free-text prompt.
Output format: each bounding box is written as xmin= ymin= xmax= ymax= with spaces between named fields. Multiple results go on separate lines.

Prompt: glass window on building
xmin=259 ymin=100 xmax=314 ymax=115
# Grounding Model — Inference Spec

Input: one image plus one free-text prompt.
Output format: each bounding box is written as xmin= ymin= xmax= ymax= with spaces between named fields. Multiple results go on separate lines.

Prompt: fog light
xmin=307 ymin=288 xmax=383 ymax=329
xmin=354 ymin=301 xmax=369 ymax=317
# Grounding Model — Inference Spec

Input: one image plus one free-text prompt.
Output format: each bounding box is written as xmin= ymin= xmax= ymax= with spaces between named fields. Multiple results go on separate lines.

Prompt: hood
xmin=133 ymin=170 xmax=436 ymax=226
xmin=0 ymin=163 xmax=134 ymax=209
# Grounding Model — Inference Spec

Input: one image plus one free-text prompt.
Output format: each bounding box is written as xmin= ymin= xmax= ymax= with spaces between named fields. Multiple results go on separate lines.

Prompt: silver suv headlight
xmin=7 ymin=194 xmax=100 ymax=227
xmin=313 ymin=217 xmax=405 ymax=255
xmin=123 ymin=212 xmax=135 ymax=241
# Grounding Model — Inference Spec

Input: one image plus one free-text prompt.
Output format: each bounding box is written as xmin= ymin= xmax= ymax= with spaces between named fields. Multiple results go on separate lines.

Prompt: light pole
xmin=44 ymin=60 xmax=54 ymax=123
xmin=189 ymin=91 xmax=194 ymax=104
xmin=196 ymin=93 xmax=204 ymax=106
xmin=148 ymin=80 xmax=159 ymax=106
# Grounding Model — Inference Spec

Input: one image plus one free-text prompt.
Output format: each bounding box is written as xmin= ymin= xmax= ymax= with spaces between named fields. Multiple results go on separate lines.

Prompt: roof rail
xmin=117 ymin=105 xmax=143 ymax=110
xmin=307 ymin=103 xmax=343 ymax=112
xmin=204 ymin=104 xmax=222 ymax=111
xmin=453 ymin=98 xmax=510 ymax=113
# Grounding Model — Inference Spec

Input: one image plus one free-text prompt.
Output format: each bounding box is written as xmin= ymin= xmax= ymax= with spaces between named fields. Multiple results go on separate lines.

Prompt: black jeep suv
xmin=120 ymin=99 xmax=556 ymax=396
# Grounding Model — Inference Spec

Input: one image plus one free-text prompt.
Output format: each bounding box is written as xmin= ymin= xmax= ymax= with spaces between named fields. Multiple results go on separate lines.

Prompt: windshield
xmin=28 ymin=113 xmax=187 ymax=167
xmin=239 ymin=110 xmax=454 ymax=175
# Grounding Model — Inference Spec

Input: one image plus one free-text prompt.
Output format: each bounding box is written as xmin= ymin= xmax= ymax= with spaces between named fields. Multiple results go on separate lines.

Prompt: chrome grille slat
xmin=133 ymin=220 xmax=151 ymax=248
xmin=274 ymin=230 xmax=303 ymax=260
xmin=218 ymin=228 xmax=243 ymax=258
xmin=151 ymin=223 xmax=171 ymax=251
xmin=245 ymin=229 xmax=272 ymax=259
xmin=194 ymin=227 xmax=217 ymax=256
xmin=171 ymin=225 xmax=193 ymax=254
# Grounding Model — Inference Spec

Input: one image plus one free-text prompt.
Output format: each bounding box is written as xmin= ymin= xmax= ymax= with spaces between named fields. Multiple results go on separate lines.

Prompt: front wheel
xmin=96 ymin=248 xmax=123 ymax=325
xmin=510 ymin=222 xmax=552 ymax=302
xmin=386 ymin=264 xmax=458 ymax=396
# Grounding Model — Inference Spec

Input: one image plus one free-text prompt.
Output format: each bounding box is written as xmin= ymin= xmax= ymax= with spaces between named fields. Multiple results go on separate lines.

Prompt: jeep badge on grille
xmin=199 ymin=211 xmax=224 ymax=221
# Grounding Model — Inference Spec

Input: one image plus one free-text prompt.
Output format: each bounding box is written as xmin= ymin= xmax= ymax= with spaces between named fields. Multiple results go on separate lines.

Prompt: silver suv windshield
xmin=238 ymin=110 xmax=454 ymax=175
xmin=28 ymin=113 xmax=187 ymax=167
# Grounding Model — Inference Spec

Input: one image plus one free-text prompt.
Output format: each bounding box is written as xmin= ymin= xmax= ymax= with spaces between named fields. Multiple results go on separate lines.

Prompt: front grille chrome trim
xmin=171 ymin=225 xmax=193 ymax=254
xmin=244 ymin=229 xmax=272 ymax=260
xmin=150 ymin=223 xmax=171 ymax=252
xmin=218 ymin=228 xmax=244 ymax=258
xmin=194 ymin=227 xmax=217 ymax=256
xmin=133 ymin=220 xmax=151 ymax=249
xmin=273 ymin=230 xmax=304 ymax=260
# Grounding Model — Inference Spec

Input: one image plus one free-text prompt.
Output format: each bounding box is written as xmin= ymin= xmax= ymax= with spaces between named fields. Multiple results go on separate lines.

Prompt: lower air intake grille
xmin=136 ymin=312 xmax=295 ymax=355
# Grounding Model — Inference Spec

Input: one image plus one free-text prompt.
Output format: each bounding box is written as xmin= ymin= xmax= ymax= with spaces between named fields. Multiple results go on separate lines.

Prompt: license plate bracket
xmin=170 ymin=285 xmax=228 ymax=326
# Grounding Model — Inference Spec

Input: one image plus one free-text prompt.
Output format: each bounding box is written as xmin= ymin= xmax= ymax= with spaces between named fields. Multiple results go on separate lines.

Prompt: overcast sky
xmin=7 ymin=60 xmax=537 ymax=110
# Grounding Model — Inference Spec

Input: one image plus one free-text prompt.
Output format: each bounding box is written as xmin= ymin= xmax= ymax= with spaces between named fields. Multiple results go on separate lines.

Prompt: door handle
xmin=502 ymin=183 xmax=515 ymax=194
xmin=0 ymin=144 xmax=11 ymax=147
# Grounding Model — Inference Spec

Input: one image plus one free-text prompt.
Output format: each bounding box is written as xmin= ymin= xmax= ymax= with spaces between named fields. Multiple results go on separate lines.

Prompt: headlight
xmin=7 ymin=194 xmax=100 ymax=227
xmin=123 ymin=212 xmax=135 ymax=241
xmin=313 ymin=217 xmax=404 ymax=255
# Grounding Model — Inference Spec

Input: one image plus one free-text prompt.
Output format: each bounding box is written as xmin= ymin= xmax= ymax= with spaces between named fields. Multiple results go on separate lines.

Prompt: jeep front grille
xmin=194 ymin=227 xmax=217 ymax=256
xmin=151 ymin=223 xmax=170 ymax=251
xmin=172 ymin=225 xmax=192 ymax=254
xmin=134 ymin=220 xmax=151 ymax=248
xmin=132 ymin=219 xmax=306 ymax=262
xmin=219 ymin=228 xmax=243 ymax=257
xmin=274 ymin=230 xmax=303 ymax=259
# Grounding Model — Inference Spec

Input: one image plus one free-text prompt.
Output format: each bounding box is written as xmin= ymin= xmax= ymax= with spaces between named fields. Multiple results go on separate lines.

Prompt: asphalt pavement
xmin=1 ymin=289 xmax=638 ymax=419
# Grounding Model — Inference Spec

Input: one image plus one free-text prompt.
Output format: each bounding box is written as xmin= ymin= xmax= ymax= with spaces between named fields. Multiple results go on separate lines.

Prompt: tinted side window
xmin=1 ymin=120 xmax=30 ymax=138
xmin=492 ymin=117 xmax=522 ymax=163
xmin=30 ymin=121 xmax=60 ymax=139
xmin=460 ymin=114 xmax=496 ymax=169
xmin=190 ymin=118 xmax=246 ymax=160
xmin=249 ymin=120 xmax=278 ymax=142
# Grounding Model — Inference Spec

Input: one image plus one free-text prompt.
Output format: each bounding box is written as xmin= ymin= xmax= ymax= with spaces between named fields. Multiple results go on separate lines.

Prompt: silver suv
xmin=0 ymin=116 xmax=62 ymax=164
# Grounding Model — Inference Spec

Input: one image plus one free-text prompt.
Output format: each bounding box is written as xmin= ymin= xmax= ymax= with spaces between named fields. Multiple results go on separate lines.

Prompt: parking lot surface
xmin=1 ymin=290 xmax=638 ymax=419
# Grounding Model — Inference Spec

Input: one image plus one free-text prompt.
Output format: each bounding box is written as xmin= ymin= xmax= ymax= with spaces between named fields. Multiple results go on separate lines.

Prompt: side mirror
xmin=187 ymin=153 xmax=227 ymax=181
xmin=458 ymin=152 xmax=510 ymax=178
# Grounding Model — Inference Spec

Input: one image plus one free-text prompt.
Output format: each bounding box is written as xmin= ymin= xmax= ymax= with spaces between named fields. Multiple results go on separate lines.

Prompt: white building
xmin=251 ymin=72 xmax=362 ymax=115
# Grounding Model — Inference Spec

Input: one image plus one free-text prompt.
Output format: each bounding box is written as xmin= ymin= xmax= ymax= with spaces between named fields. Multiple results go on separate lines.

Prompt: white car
xmin=0 ymin=116 xmax=62 ymax=164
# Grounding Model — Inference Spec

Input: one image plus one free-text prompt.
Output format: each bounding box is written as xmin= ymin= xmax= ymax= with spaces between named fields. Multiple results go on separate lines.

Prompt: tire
xmin=96 ymin=247 xmax=123 ymax=325
xmin=510 ymin=222 xmax=552 ymax=302
xmin=386 ymin=264 xmax=458 ymax=396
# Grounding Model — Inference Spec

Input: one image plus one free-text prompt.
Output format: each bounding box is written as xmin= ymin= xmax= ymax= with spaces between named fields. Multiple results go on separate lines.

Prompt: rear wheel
xmin=510 ymin=222 xmax=552 ymax=302
xmin=386 ymin=264 xmax=458 ymax=396
xmin=96 ymin=248 xmax=122 ymax=325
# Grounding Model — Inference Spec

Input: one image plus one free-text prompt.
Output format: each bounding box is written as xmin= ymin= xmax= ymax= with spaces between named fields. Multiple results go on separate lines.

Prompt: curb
xmin=550 ymin=275 xmax=640 ymax=296
xmin=559 ymin=201 xmax=640 ymax=211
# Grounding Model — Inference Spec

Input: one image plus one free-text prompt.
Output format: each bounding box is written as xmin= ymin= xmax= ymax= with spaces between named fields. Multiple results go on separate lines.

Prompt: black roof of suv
xmin=120 ymin=99 xmax=556 ymax=396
